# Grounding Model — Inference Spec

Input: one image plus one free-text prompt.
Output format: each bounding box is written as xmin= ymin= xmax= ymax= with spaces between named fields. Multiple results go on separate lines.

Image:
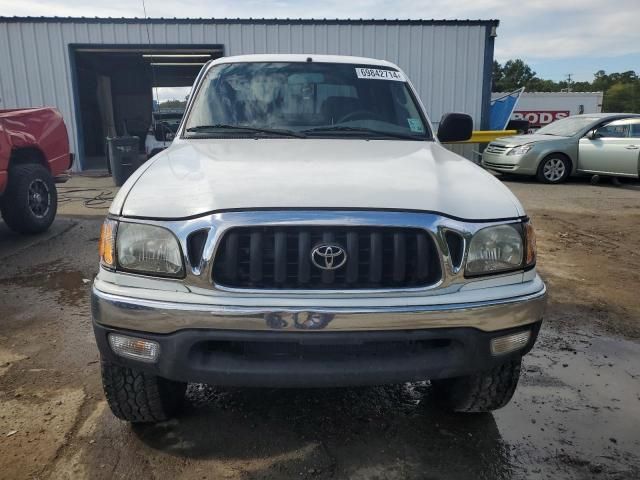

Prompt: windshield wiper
xmin=301 ymin=125 xmax=424 ymax=140
xmin=186 ymin=124 xmax=306 ymax=138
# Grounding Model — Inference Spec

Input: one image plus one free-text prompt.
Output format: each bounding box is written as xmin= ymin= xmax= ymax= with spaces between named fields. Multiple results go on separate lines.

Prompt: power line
xmin=141 ymin=0 xmax=160 ymax=109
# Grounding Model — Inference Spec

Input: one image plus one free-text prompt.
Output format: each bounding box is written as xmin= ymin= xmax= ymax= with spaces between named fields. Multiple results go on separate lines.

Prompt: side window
xmin=595 ymin=121 xmax=630 ymax=138
xmin=630 ymin=123 xmax=640 ymax=138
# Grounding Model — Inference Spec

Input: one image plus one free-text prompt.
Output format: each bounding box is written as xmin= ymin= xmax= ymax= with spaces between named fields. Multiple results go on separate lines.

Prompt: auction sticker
xmin=407 ymin=118 xmax=424 ymax=133
xmin=355 ymin=68 xmax=405 ymax=81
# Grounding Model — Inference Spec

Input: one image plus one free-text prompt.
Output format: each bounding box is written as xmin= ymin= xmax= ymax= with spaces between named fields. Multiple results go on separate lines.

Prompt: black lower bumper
xmin=93 ymin=321 xmax=541 ymax=387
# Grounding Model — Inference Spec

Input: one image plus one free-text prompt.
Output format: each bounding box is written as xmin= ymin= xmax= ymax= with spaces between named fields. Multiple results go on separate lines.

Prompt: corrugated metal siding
xmin=0 ymin=19 xmax=491 ymax=168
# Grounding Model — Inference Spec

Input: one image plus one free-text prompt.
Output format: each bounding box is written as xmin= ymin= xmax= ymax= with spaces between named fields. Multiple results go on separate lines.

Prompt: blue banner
xmin=490 ymin=88 xmax=524 ymax=130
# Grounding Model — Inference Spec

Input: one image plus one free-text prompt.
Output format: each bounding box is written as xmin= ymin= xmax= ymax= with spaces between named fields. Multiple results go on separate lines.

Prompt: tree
xmin=592 ymin=70 xmax=612 ymax=91
xmin=589 ymin=70 xmax=640 ymax=112
xmin=603 ymin=83 xmax=640 ymax=112
xmin=492 ymin=60 xmax=503 ymax=91
xmin=492 ymin=62 xmax=639 ymax=112
xmin=158 ymin=99 xmax=187 ymax=109
xmin=526 ymin=77 xmax=560 ymax=92
xmin=609 ymin=71 xmax=638 ymax=84
xmin=494 ymin=59 xmax=537 ymax=91
xmin=569 ymin=81 xmax=593 ymax=92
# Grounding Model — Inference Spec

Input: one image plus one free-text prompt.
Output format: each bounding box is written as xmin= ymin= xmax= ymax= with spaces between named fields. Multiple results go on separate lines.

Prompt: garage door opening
xmin=71 ymin=44 xmax=223 ymax=171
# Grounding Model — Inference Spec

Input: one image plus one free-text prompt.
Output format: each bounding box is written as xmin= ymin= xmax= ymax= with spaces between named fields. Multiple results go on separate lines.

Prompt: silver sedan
xmin=482 ymin=113 xmax=640 ymax=183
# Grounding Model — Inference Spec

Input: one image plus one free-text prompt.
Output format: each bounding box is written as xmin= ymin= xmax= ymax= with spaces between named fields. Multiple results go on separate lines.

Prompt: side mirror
xmin=586 ymin=129 xmax=599 ymax=140
xmin=437 ymin=113 xmax=473 ymax=142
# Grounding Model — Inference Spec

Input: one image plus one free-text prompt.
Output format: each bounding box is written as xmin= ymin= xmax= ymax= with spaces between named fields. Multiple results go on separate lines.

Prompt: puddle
xmin=494 ymin=329 xmax=640 ymax=478
xmin=0 ymin=260 xmax=90 ymax=307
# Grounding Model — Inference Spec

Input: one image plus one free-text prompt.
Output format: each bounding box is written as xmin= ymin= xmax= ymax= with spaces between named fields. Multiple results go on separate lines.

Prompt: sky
xmin=2 ymin=0 xmax=639 ymax=91
xmin=153 ymin=86 xmax=191 ymax=103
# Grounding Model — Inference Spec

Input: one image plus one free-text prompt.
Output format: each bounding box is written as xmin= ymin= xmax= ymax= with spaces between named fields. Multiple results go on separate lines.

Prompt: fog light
xmin=108 ymin=334 xmax=159 ymax=363
xmin=490 ymin=330 xmax=531 ymax=356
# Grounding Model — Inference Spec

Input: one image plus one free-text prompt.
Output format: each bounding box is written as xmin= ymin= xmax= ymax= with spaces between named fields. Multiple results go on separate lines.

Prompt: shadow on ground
xmin=131 ymin=384 xmax=512 ymax=480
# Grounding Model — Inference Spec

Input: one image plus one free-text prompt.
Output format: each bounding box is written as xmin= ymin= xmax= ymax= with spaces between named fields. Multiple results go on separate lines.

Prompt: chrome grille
xmin=485 ymin=143 xmax=510 ymax=154
xmin=483 ymin=161 xmax=516 ymax=170
xmin=212 ymin=226 xmax=441 ymax=290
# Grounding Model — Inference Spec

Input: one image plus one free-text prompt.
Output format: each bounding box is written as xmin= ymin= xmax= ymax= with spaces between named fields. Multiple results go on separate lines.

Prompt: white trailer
xmin=492 ymin=91 xmax=603 ymax=130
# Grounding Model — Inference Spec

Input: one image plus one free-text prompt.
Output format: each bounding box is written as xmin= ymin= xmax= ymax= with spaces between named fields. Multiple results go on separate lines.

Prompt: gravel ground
xmin=0 ymin=176 xmax=639 ymax=480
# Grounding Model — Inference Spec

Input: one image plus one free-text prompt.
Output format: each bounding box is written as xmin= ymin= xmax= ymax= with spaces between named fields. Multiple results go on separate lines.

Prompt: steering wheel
xmin=337 ymin=109 xmax=386 ymax=124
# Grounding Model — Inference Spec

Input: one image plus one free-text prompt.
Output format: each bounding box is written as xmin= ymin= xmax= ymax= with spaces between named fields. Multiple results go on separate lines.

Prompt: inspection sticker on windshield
xmin=407 ymin=118 xmax=424 ymax=133
xmin=355 ymin=68 xmax=405 ymax=81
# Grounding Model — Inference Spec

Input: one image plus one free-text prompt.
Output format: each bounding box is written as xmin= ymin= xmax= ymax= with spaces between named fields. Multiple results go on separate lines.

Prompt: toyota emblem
xmin=311 ymin=243 xmax=347 ymax=270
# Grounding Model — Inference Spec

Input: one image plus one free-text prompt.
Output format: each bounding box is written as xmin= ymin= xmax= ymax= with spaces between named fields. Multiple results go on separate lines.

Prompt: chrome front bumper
xmin=92 ymin=283 xmax=547 ymax=334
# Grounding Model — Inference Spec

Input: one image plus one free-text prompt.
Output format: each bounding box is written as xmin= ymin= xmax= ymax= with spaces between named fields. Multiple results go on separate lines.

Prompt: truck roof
xmin=210 ymin=54 xmax=399 ymax=69
xmin=572 ymin=113 xmax=640 ymax=119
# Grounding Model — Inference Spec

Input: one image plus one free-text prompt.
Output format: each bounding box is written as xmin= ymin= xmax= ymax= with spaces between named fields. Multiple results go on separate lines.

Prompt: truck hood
xmin=492 ymin=133 xmax=568 ymax=147
xmin=113 ymin=139 xmax=524 ymax=220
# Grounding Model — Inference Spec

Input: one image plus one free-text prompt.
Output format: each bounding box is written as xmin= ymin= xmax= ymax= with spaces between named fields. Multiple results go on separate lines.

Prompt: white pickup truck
xmin=93 ymin=54 xmax=546 ymax=423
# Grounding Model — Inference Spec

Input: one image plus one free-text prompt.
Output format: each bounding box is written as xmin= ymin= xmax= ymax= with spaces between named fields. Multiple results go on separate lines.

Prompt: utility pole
xmin=566 ymin=73 xmax=573 ymax=92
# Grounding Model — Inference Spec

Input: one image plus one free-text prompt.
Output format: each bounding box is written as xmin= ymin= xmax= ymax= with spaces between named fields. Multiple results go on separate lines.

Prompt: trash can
xmin=106 ymin=136 xmax=140 ymax=187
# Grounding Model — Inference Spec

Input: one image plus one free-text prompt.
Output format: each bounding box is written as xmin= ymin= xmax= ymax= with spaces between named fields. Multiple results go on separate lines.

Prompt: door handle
xmin=625 ymin=145 xmax=639 ymax=150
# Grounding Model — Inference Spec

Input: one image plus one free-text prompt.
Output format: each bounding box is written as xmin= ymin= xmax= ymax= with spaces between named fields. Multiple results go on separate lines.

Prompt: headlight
xmin=507 ymin=144 xmax=534 ymax=156
xmin=115 ymin=222 xmax=184 ymax=277
xmin=466 ymin=224 xmax=524 ymax=276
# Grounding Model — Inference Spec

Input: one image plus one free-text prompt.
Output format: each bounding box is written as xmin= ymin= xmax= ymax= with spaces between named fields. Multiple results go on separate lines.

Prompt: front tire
xmin=432 ymin=357 xmax=522 ymax=412
xmin=536 ymin=155 xmax=570 ymax=184
xmin=101 ymin=359 xmax=186 ymax=423
xmin=0 ymin=164 xmax=57 ymax=234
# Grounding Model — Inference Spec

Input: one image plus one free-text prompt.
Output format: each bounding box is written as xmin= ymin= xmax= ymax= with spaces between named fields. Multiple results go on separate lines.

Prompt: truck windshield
xmin=184 ymin=62 xmax=431 ymax=140
xmin=536 ymin=116 xmax=600 ymax=137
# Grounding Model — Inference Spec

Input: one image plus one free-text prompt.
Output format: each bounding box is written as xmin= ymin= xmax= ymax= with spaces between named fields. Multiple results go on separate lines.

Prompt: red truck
xmin=0 ymin=108 xmax=72 ymax=233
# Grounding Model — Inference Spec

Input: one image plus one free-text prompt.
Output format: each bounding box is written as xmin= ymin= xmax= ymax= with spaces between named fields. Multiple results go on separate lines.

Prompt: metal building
xmin=0 ymin=17 xmax=498 ymax=170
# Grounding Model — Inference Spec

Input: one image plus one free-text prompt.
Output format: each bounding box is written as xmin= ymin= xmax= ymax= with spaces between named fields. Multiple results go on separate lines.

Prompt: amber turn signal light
xmin=524 ymin=222 xmax=536 ymax=267
xmin=99 ymin=219 xmax=117 ymax=269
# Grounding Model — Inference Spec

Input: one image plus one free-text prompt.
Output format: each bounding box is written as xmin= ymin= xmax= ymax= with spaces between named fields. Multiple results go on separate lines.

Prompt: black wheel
xmin=0 ymin=164 xmax=57 ymax=234
xmin=432 ymin=357 xmax=522 ymax=412
xmin=101 ymin=359 xmax=186 ymax=423
xmin=536 ymin=155 xmax=570 ymax=184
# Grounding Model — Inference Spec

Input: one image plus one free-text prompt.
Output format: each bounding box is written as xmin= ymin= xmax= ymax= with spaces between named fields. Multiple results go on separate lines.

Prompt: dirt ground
xmin=0 ymin=176 xmax=639 ymax=480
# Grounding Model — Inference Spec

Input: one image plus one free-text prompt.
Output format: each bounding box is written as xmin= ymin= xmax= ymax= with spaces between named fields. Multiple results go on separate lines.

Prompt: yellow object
xmin=99 ymin=219 xmax=116 ymax=268
xmin=447 ymin=130 xmax=518 ymax=144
